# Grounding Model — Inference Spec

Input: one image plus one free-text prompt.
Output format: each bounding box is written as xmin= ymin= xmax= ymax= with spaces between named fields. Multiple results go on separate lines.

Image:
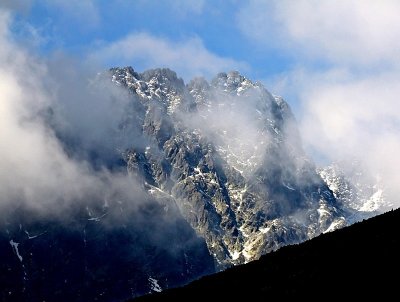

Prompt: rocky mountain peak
xmin=109 ymin=66 xmax=187 ymax=114
xmin=104 ymin=67 xmax=350 ymax=269
xmin=110 ymin=66 xmax=140 ymax=86
xmin=139 ymin=68 xmax=185 ymax=90
xmin=211 ymin=71 xmax=256 ymax=96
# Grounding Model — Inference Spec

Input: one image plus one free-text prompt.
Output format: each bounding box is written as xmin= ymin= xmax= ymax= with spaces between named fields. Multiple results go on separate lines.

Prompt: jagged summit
xmin=110 ymin=66 xmax=186 ymax=114
xmin=210 ymin=71 xmax=265 ymax=99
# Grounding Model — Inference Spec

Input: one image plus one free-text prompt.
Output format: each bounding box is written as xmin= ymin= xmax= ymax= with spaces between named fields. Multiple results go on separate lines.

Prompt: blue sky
xmin=2 ymin=1 xmax=400 ymax=177
xmin=10 ymin=1 xmax=295 ymax=84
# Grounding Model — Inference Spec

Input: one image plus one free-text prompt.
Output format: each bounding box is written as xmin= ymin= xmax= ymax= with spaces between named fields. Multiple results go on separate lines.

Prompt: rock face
xmin=111 ymin=67 xmax=346 ymax=269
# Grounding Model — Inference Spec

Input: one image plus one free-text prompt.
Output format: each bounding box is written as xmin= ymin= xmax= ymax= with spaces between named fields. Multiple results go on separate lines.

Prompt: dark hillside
xmin=135 ymin=208 xmax=400 ymax=300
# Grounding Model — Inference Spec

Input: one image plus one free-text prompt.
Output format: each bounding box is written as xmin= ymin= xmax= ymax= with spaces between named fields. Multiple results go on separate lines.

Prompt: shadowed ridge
xmin=133 ymin=208 xmax=400 ymax=300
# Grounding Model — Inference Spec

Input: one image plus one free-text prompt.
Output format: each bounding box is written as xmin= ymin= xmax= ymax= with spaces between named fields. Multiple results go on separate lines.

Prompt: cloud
xmin=0 ymin=10 xmax=141 ymax=213
xmin=238 ymin=0 xmax=400 ymax=67
xmin=295 ymin=69 xmax=400 ymax=204
xmin=90 ymin=32 xmax=248 ymax=81
xmin=0 ymin=0 xmax=32 ymax=13
xmin=0 ymin=13 xmax=88 ymax=209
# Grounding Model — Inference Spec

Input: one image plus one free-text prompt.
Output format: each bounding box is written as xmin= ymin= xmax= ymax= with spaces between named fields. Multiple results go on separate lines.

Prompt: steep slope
xmin=134 ymin=208 xmax=400 ymax=300
xmin=111 ymin=67 xmax=346 ymax=268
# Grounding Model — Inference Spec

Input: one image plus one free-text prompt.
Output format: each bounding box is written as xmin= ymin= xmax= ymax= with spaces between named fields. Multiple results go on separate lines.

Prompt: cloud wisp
xmin=90 ymin=32 xmax=248 ymax=81
xmin=238 ymin=0 xmax=400 ymax=67
xmin=0 ymin=10 xmax=143 ymax=214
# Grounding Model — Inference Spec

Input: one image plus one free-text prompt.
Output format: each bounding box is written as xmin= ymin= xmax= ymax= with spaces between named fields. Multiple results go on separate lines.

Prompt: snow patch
xmin=230 ymin=250 xmax=241 ymax=260
xmin=317 ymin=205 xmax=330 ymax=218
xmin=10 ymin=240 xmax=23 ymax=262
xmin=194 ymin=167 xmax=203 ymax=177
xmin=239 ymin=225 xmax=249 ymax=238
xmin=360 ymin=189 xmax=384 ymax=212
xmin=259 ymin=226 xmax=271 ymax=234
xmin=148 ymin=277 xmax=162 ymax=292
xmin=324 ymin=217 xmax=346 ymax=233
xmin=282 ymin=182 xmax=295 ymax=191
xmin=24 ymin=230 xmax=45 ymax=239
xmin=88 ymin=213 xmax=107 ymax=222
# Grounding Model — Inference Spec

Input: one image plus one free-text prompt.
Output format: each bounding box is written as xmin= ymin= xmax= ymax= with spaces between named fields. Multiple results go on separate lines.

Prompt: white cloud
xmin=297 ymin=71 xmax=400 ymax=156
xmin=0 ymin=0 xmax=32 ymax=13
xmin=90 ymin=32 xmax=248 ymax=81
xmin=0 ymin=10 xmax=88 ymax=208
xmin=238 ymin=0 xmax=400 ymax=67
xmin=0 ymin=11 xmax=140 ymax=212
xmin=297 ymin=70 xmax=400 ymax=204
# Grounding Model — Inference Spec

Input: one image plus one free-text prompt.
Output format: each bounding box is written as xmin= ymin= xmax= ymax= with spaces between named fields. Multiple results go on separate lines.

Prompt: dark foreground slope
xmin=0 ymin=200 xmax=214 ymax=302
xmin=135 ymin=208 xmax=400 ymax=300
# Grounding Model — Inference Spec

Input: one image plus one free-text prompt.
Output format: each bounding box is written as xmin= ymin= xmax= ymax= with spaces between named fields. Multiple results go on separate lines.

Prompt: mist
xmin=0 ymin=9 xmax=144 ymax=214
xmin=187 ymin=83 xmax=267 ymax=175
xmin=298 ymin=71 xmax=399 ymax=209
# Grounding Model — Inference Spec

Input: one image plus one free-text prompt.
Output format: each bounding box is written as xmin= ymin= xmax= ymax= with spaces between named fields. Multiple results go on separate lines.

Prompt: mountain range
xmin=0 ymin=67 xmax=392 ymax=301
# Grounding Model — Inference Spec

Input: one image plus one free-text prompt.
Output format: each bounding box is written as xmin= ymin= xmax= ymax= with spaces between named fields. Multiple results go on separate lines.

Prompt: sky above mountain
xmin=1 ymin=1 xmax=400 ymax=206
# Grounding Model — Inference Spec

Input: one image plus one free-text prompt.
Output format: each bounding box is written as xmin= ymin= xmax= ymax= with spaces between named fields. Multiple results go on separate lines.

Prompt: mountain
xmin=110 ymin=67 xmax=347 ymax=269
xmin=0 ymin=66 xmax=385 ymax=301
xmin=133 ymin=208 xmax=400 ymax=300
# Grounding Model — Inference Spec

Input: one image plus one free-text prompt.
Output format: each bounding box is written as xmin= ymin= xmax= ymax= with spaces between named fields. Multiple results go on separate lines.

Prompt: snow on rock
xmin=24 ymin=230 xmax=45 ymax=239
xmin=360 ymin=189 xmax=385 ymax=212
xmin=148 ymin=277 xmax=162 ymax=293
xmin=259 ymin=226 xmax=271 ymax=234
xmin=9 ymin=240 xmax=23 ymax=262
xmin=318 ymin=162 xmax=392 ymax=213
xmin=324 ymin=217 xmax=346 ymax=233
xmin=87 ymin=213 xmax=107 ymax=222
xmin=229 ymin=250 xmax=241 ymax=261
